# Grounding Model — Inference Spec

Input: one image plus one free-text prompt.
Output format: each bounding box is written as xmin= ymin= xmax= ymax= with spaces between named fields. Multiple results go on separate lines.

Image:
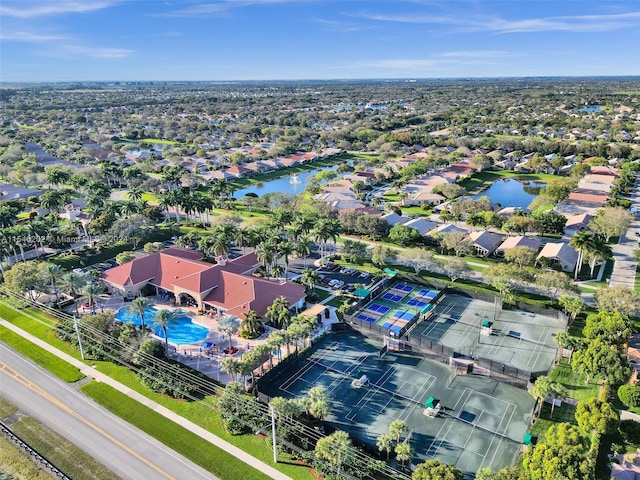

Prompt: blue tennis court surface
xmin=357 ymin=314 xmax=377 ymax=323
xmin=407 ymin=299 xmax=428 ymax=308
xmin=368 ymin=303 xmax=390 ymax=314
xmin=416 ymin=288 xmax=438 ymax=299
xmin=394 ymin=283 xmax=414 ymax=292
xmin=393 ymin=310 xmax=414 ymax=321
xmin=382 ymin=292 xmax=404 ymax=302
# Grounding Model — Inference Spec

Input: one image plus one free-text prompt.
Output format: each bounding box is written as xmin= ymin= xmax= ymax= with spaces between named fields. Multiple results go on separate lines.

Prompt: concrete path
xmin=0 ymin=320 xmax=292 ymax=480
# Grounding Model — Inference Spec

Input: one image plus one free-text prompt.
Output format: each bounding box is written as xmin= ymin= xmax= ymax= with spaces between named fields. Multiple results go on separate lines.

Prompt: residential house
xmin=610 ymin=448 xmax=640 ymax=480
xmin=381 ymin=212 xmax=411 ymax=226
xmin=402 ymin=191 xmax=446 ymax=207
xmin=467 ymin=231 xmax=505 ymax=257
xmin=536 ymin=242 xmax=579 ymax=273
xmin=101 ymin=248 xmax=306 ymax=317
xmin=403 ymin=218 xmax=440 ymax=236
xmin=564 ymin=213 xmax=593 ymax=235
xmin=495 ymin=235 xmax=542 ymax=257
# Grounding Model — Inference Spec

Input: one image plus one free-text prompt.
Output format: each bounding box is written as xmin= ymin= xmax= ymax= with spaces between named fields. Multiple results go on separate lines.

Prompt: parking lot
xmin=316 ymin=262 xmax=376 ymax=292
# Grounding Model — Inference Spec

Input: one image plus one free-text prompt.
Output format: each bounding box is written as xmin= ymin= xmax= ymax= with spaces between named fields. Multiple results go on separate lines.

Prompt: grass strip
xmin=0 ymin=325 xmax=83 ymax=383
xmin=0 ymin=408 xmax=120 ymax=480
xmin=0 ymin=434 xmax=61 ymax=480
xmin=80 ymin=382 xmax=273 ymax=480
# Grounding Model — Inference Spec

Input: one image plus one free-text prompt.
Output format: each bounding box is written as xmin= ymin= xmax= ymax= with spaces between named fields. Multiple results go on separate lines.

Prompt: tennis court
xmin=259 ymin=330 xmax=535 ymax=477
xmin=353 ymin=282 xmax=441 ymax=336
xmin=408 ymin=294 xmax=566 ymax=373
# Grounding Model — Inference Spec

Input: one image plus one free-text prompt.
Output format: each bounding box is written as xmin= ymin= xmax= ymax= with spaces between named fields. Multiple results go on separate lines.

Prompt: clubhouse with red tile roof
xmin=101 ymin=247 xmax=306 ymax=317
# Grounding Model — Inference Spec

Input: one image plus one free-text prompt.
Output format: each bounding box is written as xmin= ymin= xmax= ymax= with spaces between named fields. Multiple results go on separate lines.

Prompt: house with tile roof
xmin=467 ymin=231 xmax=506 ymax=257
xmin=537 ymin=242 xmax=579 ymax=273
xmin=101 ymin=248 xmax=306 ymax=317
xmin=495 ymin=235 xmax=542 ymax=257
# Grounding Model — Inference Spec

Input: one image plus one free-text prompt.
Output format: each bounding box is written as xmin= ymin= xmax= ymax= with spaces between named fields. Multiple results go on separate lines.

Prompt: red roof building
xmin=101 ymin=248 xmax=306 ymax=317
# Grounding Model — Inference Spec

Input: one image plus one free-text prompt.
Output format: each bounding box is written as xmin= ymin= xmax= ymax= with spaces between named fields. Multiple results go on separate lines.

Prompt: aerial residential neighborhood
xmin=3 ymin=2 xmax=640 ymax=480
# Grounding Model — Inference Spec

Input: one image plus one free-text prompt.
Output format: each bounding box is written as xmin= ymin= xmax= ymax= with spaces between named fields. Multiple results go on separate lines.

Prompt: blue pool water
xmin=115 ymin=306 xmax=209 ymax=345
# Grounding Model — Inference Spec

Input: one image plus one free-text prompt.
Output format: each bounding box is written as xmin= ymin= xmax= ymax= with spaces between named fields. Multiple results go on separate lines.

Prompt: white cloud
xmin=354 ymin=9 xmax=640 ymax=34
xmin=159 ymin=0 xmax=308 ymax=17
xmin=42 ymin=44 xmax=134 ymax=59
xmin=0 ymin=1 xmax=115 ymax=18
xmin=0 ymin=31 xmax=69 ymax=43
xmin=437 ymin=50 xmax=513 ymax=59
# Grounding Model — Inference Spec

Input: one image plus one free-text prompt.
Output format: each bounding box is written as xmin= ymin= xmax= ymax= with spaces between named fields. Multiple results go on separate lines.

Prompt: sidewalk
xmin=0 ymin=320 xmax=292 ymax=480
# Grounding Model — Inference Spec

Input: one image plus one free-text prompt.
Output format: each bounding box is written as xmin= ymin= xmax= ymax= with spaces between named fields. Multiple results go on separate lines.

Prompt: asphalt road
xmin=0 ymin=344 xmax=217 ymax=480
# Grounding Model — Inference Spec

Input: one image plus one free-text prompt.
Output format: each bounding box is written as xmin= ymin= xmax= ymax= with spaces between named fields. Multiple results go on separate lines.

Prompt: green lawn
xmin=0 ymin=325 xmax=84 ymax=382
xmin=529 ymin=402 xmax=579 ymax=442
xmin=138 ymin=138 xmax=184 ymax=145
xmin=1 ymin=301 xmax=314 ymax=480
xmin=548 ymin=360 xmax=600 ymax=402
xmin=82 ymin=382 xmax=280 ymax=480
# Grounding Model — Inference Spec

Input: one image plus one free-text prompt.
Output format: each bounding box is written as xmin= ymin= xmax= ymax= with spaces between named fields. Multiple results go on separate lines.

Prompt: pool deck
xmin=91 ymin=295 xmax=341 ymax=384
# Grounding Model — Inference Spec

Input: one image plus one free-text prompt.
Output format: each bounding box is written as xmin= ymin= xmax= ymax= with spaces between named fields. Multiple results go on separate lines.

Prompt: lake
xmin=579 ymin=105 xmax=602 ymax=113
xmin=472 ymin=178 xmax=545 ymax=208
xmin=234 ymin=164 xmax=342 ymax=198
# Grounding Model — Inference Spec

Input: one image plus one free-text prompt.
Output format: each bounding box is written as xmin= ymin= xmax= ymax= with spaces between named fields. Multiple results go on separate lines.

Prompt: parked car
xmin=359 ymin=271 xmax=370 ymax=278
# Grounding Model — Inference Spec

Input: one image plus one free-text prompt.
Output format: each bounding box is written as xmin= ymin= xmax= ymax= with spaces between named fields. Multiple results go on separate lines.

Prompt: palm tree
xmin=120 ymin=200 xmax=138 ymax=218
xmin=294 ymin=235 xmax=313 ymax=268
xmin=218 ymin=314 xmax=240 ymax=351
xmin=307 ymin=386 xmax=330 ymax=421
xmin=266 ymin=296 xmax=291 ymax=329
xmin=127 ymin=296 xmax=151 ymax=330
xmin=395 ymin=442 xmax=413 ymax=470
xmin=220 ymin=357 xmax=242 ymax=383
xmin=60 ymin=271 xmax=88 ymax=315
xmin=241 ymin=310 xmax=261 ymax=337
xmin=81 ymin=284 xmax=102 ymax=314
xmin=127 ymin=186 xmax=143 ymax=204
xmin=377 ymin=433 xmax=394 ymax=460
xmin=256 ymin=240 xmax=277 ymax=277
xmin=8 ymin=225 xmax=29 ymax=262
xmin=300 ymin=268 xmax=320 ymax=293
xmin=585 ymin=237 xmax=612 ymax=278
xmin=315 ymin=430 xmax=352 ymax=479
xmin=569 ymin=230 xmax=595 ymax=279
xmin=41 ymin=263 xmax=63 ymax=304
xmin=267 ymin=330 xmax=286 ymax=365
xmin=153 ymin=308 xmax=180 ymax=353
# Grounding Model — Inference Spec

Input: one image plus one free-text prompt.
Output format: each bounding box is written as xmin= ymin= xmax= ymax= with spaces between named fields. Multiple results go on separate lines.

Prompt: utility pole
xmin=270 ymin=405 xmax=277 ymax=463
xmin=73 ymin=315 xmax=85 ymax=360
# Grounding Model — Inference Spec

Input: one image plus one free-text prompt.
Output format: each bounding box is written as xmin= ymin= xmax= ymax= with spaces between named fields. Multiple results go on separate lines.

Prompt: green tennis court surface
xmin=407 ymin=294 xmax=566 ymax=373
xmin=259 ymin=330 xmax=535 ymax=477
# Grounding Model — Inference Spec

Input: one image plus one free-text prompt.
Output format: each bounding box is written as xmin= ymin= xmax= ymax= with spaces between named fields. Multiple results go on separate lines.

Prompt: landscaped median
xmin=0 ymin=302 xmax=312 ymax=480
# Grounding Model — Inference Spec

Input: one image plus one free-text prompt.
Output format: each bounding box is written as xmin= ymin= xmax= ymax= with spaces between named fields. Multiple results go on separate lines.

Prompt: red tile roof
xmin=101 ymin=248 xmax=304 ymax=317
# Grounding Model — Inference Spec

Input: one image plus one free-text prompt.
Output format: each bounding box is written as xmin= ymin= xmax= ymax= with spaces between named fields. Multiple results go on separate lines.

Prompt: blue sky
xmin=1 ymin=0 xmax=640 ymax=82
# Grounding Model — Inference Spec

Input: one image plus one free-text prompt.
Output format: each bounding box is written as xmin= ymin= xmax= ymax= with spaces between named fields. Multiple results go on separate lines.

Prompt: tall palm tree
xmin=41 ymin=263 xmax=63 ymax=304
xmin=120 ymin=200 xmax=138 ymax=218
xmin=300 ymin=268 xmax=320 ymax=293
xmin=220 ymin=357 xmax=242 ymax=383
xmin=277 ymin=240 xmax=294 ymax=279
xmin=256 ymin=240 xmax=277 ymax=277
xmin=153 ymin=308 xmax=180 ymax=353
xmin=569 ymin=231 xmax=595 ymax=279
xmin=60 ymin=271 xmax=89 ymax=315
xmin=267 ymin=330 xmax=286 ymax=364
xmin=81 ymin=284 xmax=102 ymax=314
xmin=127 ymin=186 xmax=143 ymax=204
xmin=8 ymin=225 xmax=29 ymax=262
xmin=241 ymin=310 xmax=261 ymax=337
xmin=218 ymin=314 xmax=240 ymax=351
xmin=315 ymin=431 xmax=352 ymax=479
xmin=127 ymin=296 xmax=151 ymax=330
xmin=294 ymin=235 xmax=312 ymax=268
xmin=585 ymin=237 xmax=612 ymax=278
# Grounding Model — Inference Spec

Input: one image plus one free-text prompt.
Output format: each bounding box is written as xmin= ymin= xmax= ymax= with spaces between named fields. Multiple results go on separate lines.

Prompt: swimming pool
xmin=115 ymin=306 xmax=209 ymax=345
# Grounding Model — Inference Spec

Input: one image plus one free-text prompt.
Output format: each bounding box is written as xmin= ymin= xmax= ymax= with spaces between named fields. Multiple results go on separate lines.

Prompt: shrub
xmin=620 ymin=420 xmax=640 ymax=445
xmin=618 ymin=384 xmax=640 ymax=408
